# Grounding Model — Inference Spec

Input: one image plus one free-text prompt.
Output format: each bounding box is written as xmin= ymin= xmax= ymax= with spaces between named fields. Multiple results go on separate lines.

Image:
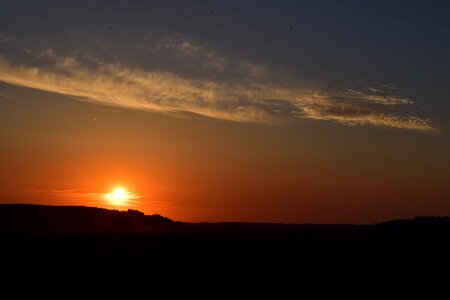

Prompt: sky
xmin=0 ymin=0 xmax=449 ymax=223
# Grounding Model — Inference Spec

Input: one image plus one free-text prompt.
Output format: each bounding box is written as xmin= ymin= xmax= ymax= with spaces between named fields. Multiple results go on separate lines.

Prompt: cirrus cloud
xmin=0 ymin=34 xmax=434 ymax=131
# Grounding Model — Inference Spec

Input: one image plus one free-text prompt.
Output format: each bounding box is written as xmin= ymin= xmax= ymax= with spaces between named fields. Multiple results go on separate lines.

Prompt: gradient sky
xmin=0 ymin=0 xmax=449 ymax=223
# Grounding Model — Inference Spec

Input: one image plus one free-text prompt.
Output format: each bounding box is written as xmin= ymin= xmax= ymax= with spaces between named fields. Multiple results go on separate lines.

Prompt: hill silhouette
xmin=0 ymin=204 xmax=176 ymax=233
xmin=1 ymin=204 xmax=450 ymax=299
xmin=2 ymin=204 xmax=450 ymax=234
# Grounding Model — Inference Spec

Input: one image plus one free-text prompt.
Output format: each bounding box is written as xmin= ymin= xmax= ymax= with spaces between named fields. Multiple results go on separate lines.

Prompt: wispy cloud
xmin=0 ymin=34 xmax=434 ymax=131
xmin=0 ymin=32 xmax=22 ymax=44
xmin=290 ymin=90 xmax=432 ymax=131
xmin=0 ymin=186 xmax=174 ymax=212
xmin=140 ymin=34 xmax=229 ymax=72
xmin=52 ymin=189 xmax=142 ymax=207
xmin=1 ymin=187 xmax=141 ymax=207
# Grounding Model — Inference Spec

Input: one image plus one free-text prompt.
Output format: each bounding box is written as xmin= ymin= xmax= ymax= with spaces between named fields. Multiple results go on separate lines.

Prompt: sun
xmin=104 ymin=186 xmax=141 ymax=206
xmin=105 ymin=187 xmax=130 ymax=205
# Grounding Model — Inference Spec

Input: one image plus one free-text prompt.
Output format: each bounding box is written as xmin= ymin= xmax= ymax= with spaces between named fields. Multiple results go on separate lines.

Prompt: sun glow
xmin=105 ymin=187 xmax=131 ymax=205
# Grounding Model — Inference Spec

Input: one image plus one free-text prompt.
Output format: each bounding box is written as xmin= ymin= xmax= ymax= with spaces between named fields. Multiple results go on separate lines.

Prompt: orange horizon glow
xmin=104 ymin=186 xmax=141 ymax=207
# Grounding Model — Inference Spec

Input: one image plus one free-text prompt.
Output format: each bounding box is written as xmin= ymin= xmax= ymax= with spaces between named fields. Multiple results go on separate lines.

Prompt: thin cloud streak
xmin=0 ymin=37 xmax=434 ymax=131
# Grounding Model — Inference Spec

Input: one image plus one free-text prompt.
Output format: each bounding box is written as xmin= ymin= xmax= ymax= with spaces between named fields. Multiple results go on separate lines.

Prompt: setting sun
xmin=105 ymin=187 xmax=130 ymax=205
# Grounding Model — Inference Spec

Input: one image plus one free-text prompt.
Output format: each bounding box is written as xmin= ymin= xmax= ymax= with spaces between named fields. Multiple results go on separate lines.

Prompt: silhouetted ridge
xmin=374 ymin=216 xmax=450 ymax=235
xmin=2 ymin=204 xmax=449 ymax=235
xmin=0 ymin=204 xmax=177 ymax=233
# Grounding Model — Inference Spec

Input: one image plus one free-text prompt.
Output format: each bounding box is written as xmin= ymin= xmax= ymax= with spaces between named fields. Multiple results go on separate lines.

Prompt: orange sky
xmin=1 ymin=1 xmax=450 ymax=223
xmin=0 ymin=85 xmax=449 ymax=223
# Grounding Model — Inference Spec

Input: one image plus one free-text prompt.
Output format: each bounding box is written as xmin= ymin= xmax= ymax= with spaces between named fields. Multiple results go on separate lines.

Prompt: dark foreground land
xmin=1 ymin=204 xmax=450 ymax=299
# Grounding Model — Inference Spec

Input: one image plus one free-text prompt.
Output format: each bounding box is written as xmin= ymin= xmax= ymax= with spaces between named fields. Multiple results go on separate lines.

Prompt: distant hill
xmin=1 ymin=204 xmax=450 ymax=298
xmin=372 ymin=216 xmax=450 ymax=236
xmin=0 ymin=204 xmax=367 ymax=234
xmin=1 ymin=204 xmax=449 ymax=234
xmin=0 ymin=204 xmax=177 ymax=233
